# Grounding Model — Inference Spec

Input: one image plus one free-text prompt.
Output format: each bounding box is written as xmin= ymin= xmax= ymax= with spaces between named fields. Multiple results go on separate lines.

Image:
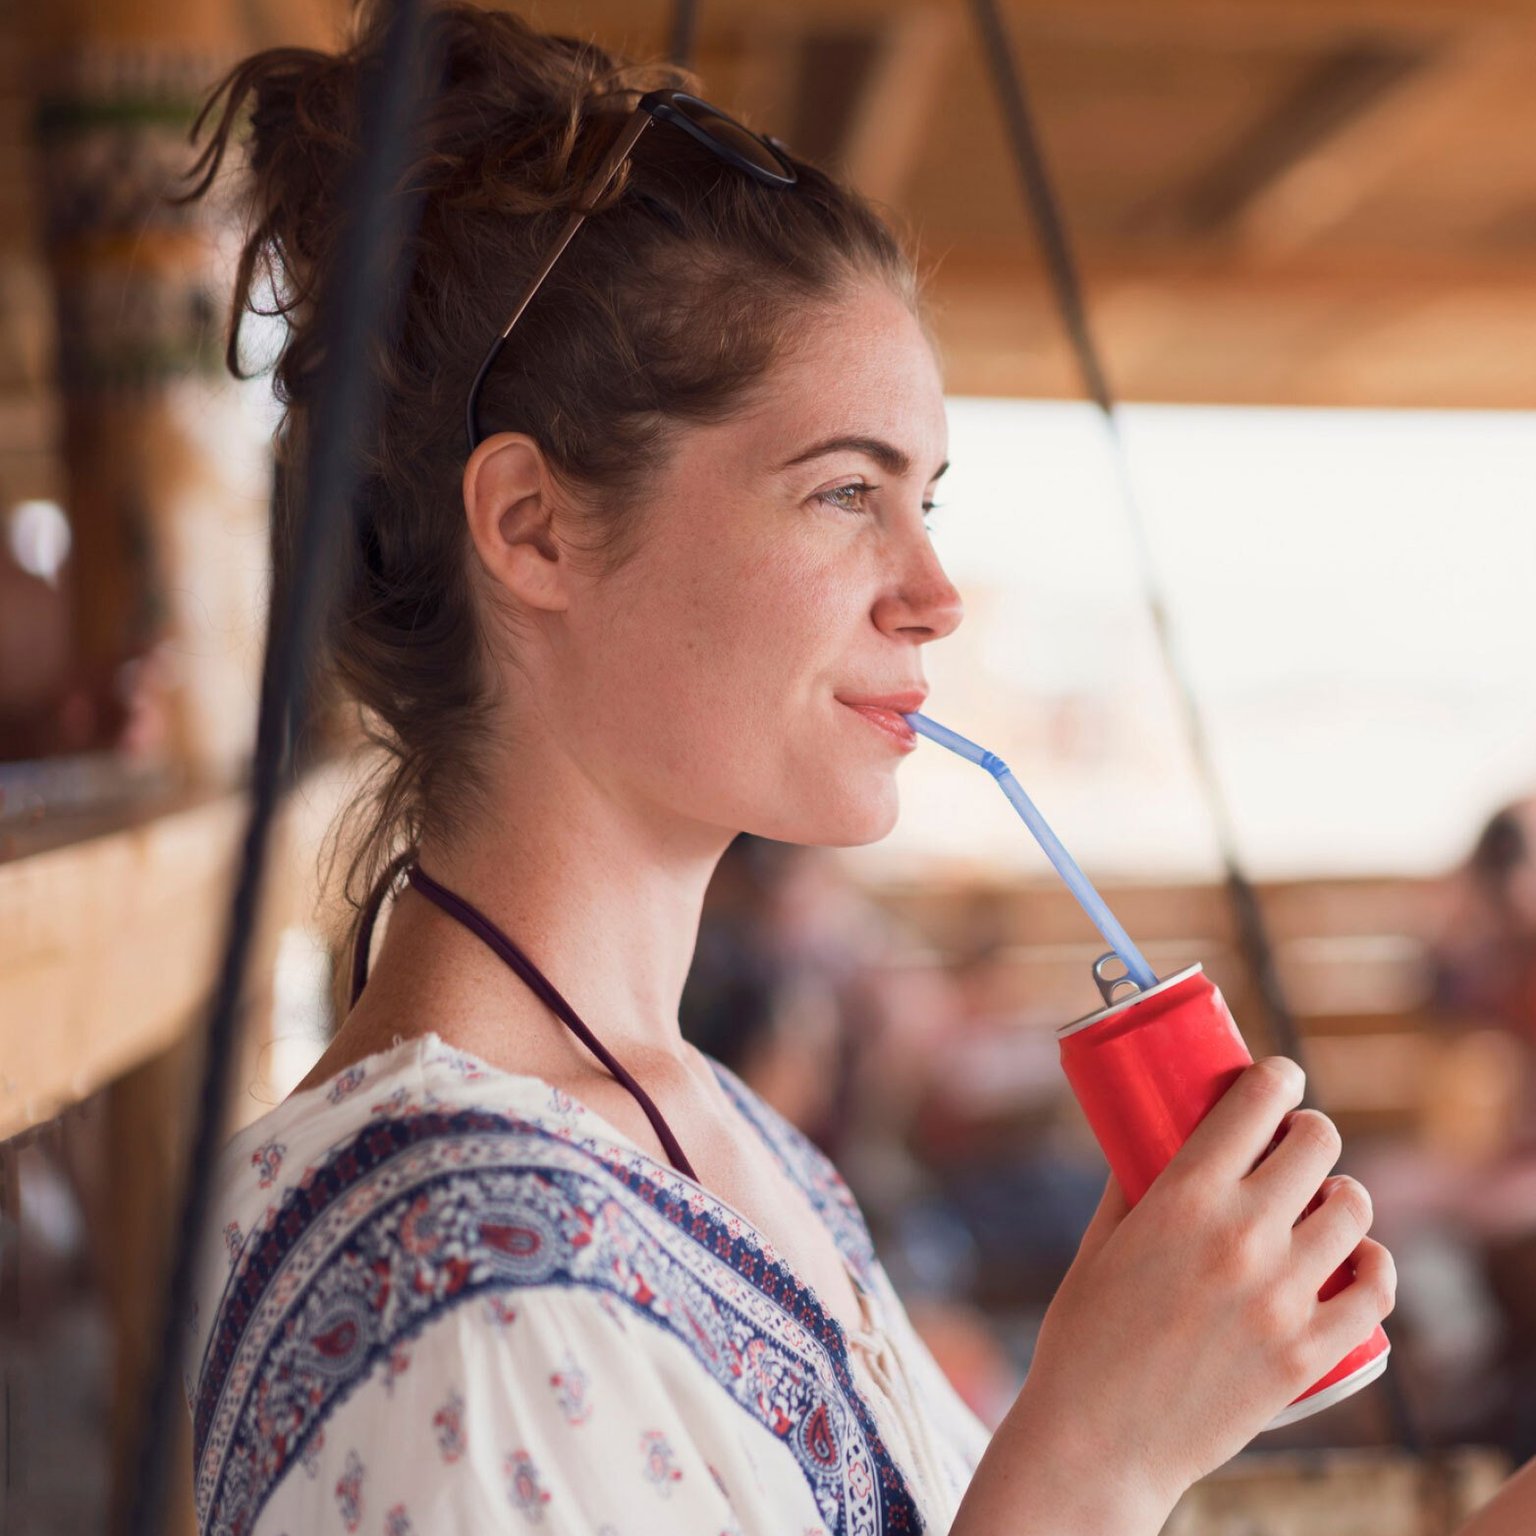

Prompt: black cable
xmin=126 ymin=4 xmax=437 ymax=1530
xmin=965 ymin=0 xmax=1424 ymax=1457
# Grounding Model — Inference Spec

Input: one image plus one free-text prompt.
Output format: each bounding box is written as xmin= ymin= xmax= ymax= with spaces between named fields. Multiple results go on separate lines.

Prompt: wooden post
xmin=22 ymin=0 xmax=335 ymax=783
xmin=28 ymin=6 xmax=225 ymax=769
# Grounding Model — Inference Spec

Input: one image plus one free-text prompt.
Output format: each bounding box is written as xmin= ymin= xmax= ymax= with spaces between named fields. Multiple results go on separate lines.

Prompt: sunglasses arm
xmin=465 ymin=108 xmax=656 ymax=452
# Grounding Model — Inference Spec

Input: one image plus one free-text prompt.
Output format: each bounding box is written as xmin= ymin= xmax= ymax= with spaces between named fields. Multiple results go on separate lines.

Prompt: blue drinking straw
xmin=905 ymin=711 xmax=1158 ymax=992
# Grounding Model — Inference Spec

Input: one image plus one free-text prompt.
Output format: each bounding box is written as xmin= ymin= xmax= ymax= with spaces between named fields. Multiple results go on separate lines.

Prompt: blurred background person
xmin=1425 ymin=796 xmax=1536 ymax=1461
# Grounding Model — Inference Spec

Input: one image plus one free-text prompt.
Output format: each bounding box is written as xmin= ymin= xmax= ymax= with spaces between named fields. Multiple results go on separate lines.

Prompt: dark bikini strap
xmin=349 ymin=858 xmax=699 ymax=1182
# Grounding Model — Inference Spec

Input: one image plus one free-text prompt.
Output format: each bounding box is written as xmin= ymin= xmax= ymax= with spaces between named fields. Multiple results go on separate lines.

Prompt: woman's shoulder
xmin=215 ymin=1031 xmax=608 ymax=1198
xmin=188 ymin=1036 xmax=629 ymax=1367
xmin=190 ymin=1187 xmax=731 ymax=1536
xmin=207 ymin=1036 xmax=533 ymax=1229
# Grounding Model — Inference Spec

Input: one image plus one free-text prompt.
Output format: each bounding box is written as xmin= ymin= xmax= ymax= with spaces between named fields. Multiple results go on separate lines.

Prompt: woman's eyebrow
xmin=778 ymin=434 xmax=949 ymax=482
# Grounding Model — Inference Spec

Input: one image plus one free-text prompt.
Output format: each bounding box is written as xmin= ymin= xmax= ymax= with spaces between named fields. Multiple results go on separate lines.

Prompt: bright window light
xmin=856 ymin=400 xmax=1536 ymax=883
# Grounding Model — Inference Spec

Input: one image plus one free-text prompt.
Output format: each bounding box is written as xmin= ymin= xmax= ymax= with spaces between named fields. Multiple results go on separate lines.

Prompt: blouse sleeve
xmin=252 ymin=1284 xmax=821 ymax=1536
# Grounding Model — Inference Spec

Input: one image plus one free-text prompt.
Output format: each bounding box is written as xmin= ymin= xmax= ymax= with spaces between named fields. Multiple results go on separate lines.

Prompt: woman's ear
xmin=461 ymin=432 xmax=571 ymax=613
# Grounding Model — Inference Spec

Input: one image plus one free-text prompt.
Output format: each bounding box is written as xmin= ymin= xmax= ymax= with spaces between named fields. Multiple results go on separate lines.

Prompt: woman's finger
xmin=1304 ymin=1236 xmax=1396 ymax=1379
xmin=1165 ymin=1057 xmax=1307 ymax=1191
xmin=1290 ymin=1175 xmax=1373 ymax=1291
xmin=1242 ymin=1107 xmax=1344 ymax=1221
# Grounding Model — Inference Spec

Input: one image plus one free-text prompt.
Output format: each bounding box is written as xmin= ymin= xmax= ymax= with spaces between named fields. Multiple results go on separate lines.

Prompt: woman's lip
xmin=841 ymin=701 xmax=918 ymax=749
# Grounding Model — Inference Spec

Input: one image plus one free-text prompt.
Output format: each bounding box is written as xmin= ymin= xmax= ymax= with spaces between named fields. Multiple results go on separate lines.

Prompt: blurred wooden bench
xmin=0 ymin=781 xmax=339 ymax=1536
xmin=867 ymin=874 xmax=1525 ymax=1150
xmin=1164 ymin=1446 xmax=1511 ymax=1536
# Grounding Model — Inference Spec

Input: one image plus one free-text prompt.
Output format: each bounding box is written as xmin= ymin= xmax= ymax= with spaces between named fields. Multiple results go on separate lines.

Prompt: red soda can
xmin=1056 ymin=956 xmax=1390 ymax=1428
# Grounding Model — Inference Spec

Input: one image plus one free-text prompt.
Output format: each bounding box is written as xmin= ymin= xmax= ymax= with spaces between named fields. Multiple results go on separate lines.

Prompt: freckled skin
xmin=509 ymin=279 xmax=964 ymax=851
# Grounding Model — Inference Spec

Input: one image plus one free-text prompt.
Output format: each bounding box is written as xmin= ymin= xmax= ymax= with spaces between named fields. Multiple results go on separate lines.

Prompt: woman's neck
xmin=353 ymin=752 xmax=732 ymax=1077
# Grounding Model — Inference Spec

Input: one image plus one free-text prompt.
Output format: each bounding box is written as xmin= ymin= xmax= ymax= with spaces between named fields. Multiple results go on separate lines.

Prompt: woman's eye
xmin=816 ymin=483 xmax=942 ymax=533
xmin=815 ymin=483 xmax=872 ymax=514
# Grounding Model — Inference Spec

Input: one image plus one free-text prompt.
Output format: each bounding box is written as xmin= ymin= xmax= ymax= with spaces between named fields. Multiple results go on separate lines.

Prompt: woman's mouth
xmin=839 ymin=701 xmax=919 ymax=749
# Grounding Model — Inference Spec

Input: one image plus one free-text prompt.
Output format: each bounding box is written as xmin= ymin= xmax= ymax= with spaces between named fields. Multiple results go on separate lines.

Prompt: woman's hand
xmin=1006 ymin=1056 xmax=1397 ymax=1520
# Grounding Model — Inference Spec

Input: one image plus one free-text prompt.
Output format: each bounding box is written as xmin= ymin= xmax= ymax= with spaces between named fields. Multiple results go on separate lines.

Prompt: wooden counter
xmin=0 ymin=791 xmax=246 ymax=1143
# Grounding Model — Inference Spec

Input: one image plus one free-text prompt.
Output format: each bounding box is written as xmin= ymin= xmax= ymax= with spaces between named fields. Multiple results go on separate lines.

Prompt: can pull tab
xmin=1093 ymin=951 xmax=1145 ymax=1007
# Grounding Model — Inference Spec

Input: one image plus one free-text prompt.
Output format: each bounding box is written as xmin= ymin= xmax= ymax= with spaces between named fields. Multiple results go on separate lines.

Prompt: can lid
xmin=1056 ymin=961 xmax=1205 ymax=1039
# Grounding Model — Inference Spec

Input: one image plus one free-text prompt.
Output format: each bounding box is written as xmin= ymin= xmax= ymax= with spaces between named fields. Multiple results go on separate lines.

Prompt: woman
xmin=182 ymin=6 xmax=1437 ymax=1533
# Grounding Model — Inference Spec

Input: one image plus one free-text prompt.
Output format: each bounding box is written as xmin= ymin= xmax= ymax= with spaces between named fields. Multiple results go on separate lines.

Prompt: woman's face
xmin=531 ymin=279 xmax=962 ymax=849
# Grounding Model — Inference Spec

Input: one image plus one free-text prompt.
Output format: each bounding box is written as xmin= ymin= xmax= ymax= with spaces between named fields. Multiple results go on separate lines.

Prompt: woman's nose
xmin=871 ymin=543 xmax=964 ymax=643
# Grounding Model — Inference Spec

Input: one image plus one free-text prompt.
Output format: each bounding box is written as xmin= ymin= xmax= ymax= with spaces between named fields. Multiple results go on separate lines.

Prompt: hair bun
xmin=184 ymin=7 xmax=678 ymax=361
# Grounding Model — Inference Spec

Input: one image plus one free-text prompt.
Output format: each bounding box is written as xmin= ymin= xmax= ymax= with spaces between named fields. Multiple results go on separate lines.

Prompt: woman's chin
xmin=754 ymin=787 xmax=900 ymax=849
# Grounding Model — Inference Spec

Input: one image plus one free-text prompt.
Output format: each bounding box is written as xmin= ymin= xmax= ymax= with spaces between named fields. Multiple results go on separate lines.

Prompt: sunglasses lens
xmin=672 ymin=96 xmax=788 ymax=178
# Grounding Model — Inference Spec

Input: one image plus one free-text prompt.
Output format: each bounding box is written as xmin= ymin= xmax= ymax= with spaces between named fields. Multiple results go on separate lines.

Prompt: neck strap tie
xmin=350 ymin=859 xmax=699 ymax=1181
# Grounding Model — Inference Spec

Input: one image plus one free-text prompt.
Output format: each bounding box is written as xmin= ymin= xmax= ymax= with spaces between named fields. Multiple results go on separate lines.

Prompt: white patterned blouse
xmin=187 ymin=1032 xmax=991 ymax=1536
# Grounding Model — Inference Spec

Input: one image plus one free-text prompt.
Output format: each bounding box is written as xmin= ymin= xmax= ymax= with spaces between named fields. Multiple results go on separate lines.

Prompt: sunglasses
xmin=464 ymin=89 xmax=798 ymax=453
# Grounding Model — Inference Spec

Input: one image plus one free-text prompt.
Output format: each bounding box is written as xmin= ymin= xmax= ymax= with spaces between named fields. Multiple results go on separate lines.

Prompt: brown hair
xmin=183 ymin=2 xmax=924 ymax=968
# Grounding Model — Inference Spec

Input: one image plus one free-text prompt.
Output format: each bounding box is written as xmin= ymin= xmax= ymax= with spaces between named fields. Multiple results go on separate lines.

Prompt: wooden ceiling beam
xmin=785 ymin=28 xmax=882 ymax=168
xmin=925 ymin=241 xmax=1536 ymax=302
xmin=839 ymin=5 xmax=958 ymax=207
xmin=531 ymin=0 xmax=1523 ymax=55
xmin=1147 ymin=41 xmax=1428 ymax=238
xmin=1233 ymin=23 xmax=1536 ymax=254
xmin=980 ymin=0 xmax=1499 ymax=52
xmin=922 ymin=247 xmax=1536 ymax=406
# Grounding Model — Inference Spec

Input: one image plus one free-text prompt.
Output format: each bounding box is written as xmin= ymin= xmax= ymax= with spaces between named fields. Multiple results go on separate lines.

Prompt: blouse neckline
xmin=236 ymin=1030 xmax=890 ymax=1350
